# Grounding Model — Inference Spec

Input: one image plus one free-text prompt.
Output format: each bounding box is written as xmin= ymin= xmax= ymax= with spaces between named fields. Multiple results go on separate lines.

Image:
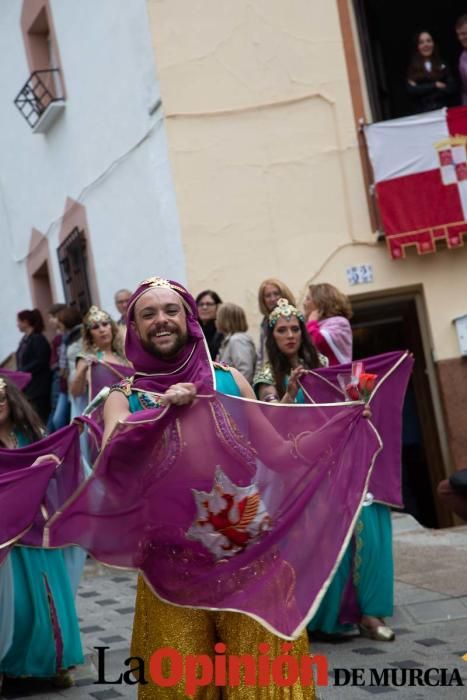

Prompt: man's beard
xmin=141 ymin=329 xmax=188 ymax=359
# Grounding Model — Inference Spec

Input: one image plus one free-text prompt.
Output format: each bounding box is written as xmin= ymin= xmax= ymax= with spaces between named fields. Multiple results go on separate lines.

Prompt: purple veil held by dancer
xmin=44 ymin=278 xmax=391 ymax=639
xmin=0 ymin=424 xmax=84 ymax=564
xmin=300 ymin=350 xmax=414 ymax=507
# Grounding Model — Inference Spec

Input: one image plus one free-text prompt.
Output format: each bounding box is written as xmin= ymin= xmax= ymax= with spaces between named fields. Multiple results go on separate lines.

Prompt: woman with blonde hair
xmin=304 ymin=282 xmax=352 ymax=366
xmin=70 ymin=306 xmax=127 ymax=404
xmin=216 ymin=303 xmax=257 ymax=383
xmin=257 ymin=278 xmax=296 ymax=366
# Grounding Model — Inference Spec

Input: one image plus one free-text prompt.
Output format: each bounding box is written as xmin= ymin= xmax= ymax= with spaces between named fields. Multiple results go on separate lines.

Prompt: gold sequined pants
xmin=131 ymin=576 xmax=315 ymax=699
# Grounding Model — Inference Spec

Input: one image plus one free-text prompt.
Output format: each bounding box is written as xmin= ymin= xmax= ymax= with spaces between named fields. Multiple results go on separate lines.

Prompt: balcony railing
xmin=14 ymin=69 xmax=65 ymax=131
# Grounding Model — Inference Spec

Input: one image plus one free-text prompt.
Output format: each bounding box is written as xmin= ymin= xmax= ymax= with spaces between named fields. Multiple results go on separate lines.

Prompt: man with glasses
xmin=114 ymin=288 xmax=132 ymax=327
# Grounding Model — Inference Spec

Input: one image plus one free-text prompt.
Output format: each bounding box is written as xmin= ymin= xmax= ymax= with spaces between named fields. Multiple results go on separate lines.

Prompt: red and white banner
xmin=365 ymin=107 xmax=467 ymax=259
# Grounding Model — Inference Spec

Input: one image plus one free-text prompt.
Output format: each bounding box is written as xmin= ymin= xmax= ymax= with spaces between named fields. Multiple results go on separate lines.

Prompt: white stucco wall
xmin=0 ymin=0 xmax=184 ymax=360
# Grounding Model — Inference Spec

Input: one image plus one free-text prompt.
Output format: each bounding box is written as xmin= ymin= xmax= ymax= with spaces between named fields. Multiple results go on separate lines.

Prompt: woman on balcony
xmin=406 ymin=31 xmax=456 ymax=113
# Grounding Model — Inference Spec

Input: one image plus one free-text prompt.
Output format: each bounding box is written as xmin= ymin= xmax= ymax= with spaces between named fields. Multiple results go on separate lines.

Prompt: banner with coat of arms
xmin=365 ymin=106 xmax=467 ymax=260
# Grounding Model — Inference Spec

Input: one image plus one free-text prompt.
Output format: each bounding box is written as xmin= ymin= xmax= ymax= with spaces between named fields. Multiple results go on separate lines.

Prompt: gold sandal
xmin=359 ymin=622 xmax=395 ymax=642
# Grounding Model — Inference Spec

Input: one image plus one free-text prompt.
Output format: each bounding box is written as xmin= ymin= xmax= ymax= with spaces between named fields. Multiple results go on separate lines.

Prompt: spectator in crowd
xmin=15 ymin=309 xmax=51 ymax=422
xmin=216 ymin=303 xmax=257 ymax=383
xmin=304 ymin=282 xmax=353 ymax=365
xmin=406 ymin=31 xmax=455 ymax=113
xmin=46 ymin=303 xmax=66 ymax=432
xmin=114 ymin=288 xmax=131 ymax=327
xmin=195 ymin=289 xmax=223 ymax=360
xmin=456 ymin=15 xmax=467 ymax=105
xmin=257 ymin=278 xmax=296 ymax=367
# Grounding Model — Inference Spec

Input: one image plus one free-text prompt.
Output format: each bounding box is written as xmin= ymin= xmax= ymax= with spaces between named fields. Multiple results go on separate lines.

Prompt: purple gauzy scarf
xmin=45 ymin=394 xmax=381 ymax=639
xmin=0 ymin=368 xmax=32 ymax=391
xmin=0 ymin=458 xmax=58 ymax=564
xmin=300 ymin=350 xmax=413 ymax=507
xmin=0 ymin=424 xmax=84 ymax=562
xmin=125 ymin=277 xmax=214 ymax=393
xmin=88 ymin=361 xmax=134 ymax=401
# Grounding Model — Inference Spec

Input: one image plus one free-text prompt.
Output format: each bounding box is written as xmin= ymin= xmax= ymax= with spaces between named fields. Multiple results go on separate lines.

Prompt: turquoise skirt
xmin=307 ymin=503 xmax=394 ymax=634
xmin=0 ymin=558 xmax=14 ymax=661
xmin=0 ymin=546 xmax=83 ymax=677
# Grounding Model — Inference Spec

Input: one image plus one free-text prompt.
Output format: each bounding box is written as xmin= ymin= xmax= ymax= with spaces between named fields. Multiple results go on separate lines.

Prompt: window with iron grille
xmin=57 ymin=228 xmax=92 ymax=315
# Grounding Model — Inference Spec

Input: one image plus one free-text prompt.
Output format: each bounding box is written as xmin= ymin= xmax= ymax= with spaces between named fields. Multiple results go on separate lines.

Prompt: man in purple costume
xmin=456 ymin=15 xmax=467 ymax=105
xmin=102 ymin=277 xmax=315 ymax=700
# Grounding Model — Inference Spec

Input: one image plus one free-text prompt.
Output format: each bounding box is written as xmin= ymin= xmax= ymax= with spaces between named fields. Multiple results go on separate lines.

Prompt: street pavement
xmin=1 ymin=513 xmax=466 ymax=699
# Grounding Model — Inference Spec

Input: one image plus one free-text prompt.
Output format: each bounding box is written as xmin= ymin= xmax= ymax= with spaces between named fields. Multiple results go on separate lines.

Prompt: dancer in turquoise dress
xmin=0 ymin=377 xmax=83 ymax=683
xmin=254 ymin=297 xmax=395 ymax=642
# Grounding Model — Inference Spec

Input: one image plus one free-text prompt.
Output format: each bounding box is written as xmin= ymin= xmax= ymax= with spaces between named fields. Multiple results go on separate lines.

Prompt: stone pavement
xmin=1 ymin=514 xmax=466 ymax=699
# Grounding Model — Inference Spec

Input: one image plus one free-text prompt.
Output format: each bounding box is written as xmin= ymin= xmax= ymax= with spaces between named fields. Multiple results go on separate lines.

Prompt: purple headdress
xmin=124 ymin=277 xmax=214 ymax=393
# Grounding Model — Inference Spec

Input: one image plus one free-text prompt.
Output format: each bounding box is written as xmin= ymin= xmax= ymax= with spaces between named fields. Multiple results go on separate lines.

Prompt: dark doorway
xmin=351 ymin=293 xmax=449 ymax=527
xmin=57 ymin=227 xmax=92 ymax=315
xmin=353 ymin=0 xmax=466 ymax=120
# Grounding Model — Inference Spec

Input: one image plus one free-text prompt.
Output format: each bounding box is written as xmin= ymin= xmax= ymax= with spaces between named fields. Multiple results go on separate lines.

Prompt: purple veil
xmin=300 ymin=350 xmax=414 ymax=507
xmin=0 ymin=424 xmax=84 ymax=563
xmin=45 ymin=394 xmax=381 ymax=639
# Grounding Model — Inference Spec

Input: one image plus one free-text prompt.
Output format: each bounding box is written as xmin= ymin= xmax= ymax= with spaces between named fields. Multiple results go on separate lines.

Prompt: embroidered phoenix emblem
xmin=186 ymin=468 xmax=272 ymax=560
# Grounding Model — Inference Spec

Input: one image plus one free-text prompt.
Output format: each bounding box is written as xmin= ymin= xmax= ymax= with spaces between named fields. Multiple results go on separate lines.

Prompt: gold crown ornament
xmin=140 ymin=277 xmax=187 ymax=295
xmin=84 ymin=306 xmax=111 ymax=328
xmin=268 ymin=298 xmax=305 ymax=327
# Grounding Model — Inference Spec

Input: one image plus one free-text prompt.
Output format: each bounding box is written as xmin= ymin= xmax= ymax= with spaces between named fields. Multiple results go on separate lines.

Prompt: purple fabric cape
xmin=0 ymin=368 xmax=32 ymax=391
xmin=300 ymin=350 xmax=413 ymax=507
xmin=88 ymin=360 xmax=134 ymax=401
xmin=0 ymin=458 xmax=58 ymax=565
xmin=45 ymin=393 xmax=382 ymax=639
xmin=0 ymin=424 xmax=84 ymax=563
xmin=86 ymin=361 xmax=135 ymax=459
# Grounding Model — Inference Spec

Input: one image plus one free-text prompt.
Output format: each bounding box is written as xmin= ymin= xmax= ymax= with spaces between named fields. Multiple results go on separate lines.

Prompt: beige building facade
xmin=147 ymin=0 xmax=467 ymax=526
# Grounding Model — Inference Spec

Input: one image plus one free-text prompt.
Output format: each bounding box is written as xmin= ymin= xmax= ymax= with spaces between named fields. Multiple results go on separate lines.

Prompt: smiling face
xmin=272 ymin=316 xmax=302 ymax=359
xmin=263 ymin=284 xmax=281 ymax=313
xmin=133 ymin=288 xmax=188 ymax=359
xmin=417 ymin=32 xmax=434 ymax=58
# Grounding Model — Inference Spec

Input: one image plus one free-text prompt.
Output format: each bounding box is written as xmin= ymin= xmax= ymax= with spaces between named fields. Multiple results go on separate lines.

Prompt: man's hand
xmin=161 ymin=382 xmax=198 ymax=406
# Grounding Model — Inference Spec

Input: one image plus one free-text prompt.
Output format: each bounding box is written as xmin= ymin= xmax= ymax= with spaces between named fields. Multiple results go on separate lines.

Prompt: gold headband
xmin=140 ymin=277 xmax=187 ymax=295
xmin=84 ymin=306 xmax=111 ymax=328
xmin=131 ymin=277 xmax=191 ymax=314
xmin=268 ymin=298 xmax=304 ymax=327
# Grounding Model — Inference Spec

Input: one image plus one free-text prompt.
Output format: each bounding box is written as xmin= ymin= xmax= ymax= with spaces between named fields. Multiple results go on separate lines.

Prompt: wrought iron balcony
xmin=14 ymin=69 xmax=65 ymax=132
